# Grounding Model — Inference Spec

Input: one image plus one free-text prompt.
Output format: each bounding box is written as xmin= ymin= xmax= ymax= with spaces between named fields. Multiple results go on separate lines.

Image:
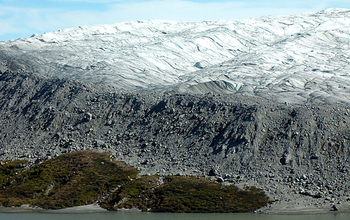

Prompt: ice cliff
xmin=1 ymin=8 xmax=350 ymax=104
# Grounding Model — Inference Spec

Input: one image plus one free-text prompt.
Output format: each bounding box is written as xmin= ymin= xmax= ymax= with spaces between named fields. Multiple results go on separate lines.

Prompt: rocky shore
xmin=1 ymin=69 xmax=350 ymax=213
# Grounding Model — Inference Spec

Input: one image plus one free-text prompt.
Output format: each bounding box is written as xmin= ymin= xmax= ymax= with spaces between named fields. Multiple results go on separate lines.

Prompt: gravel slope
xmin=1 ymin=69 xmax=350 ymax=213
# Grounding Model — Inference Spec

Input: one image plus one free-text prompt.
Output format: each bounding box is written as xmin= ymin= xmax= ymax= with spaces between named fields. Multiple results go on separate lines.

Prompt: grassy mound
xmin=102 ymin=175 xmax=271 ymax=212
xmin=0 ymin=150 xmax=271 ymax=212
xmin=0 ymin=150 xmax=138 ymax=208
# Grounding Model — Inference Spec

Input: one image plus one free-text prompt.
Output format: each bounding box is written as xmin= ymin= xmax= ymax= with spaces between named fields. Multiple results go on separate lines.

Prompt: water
xmin=0 ymin=212 xmax=349 ymax=220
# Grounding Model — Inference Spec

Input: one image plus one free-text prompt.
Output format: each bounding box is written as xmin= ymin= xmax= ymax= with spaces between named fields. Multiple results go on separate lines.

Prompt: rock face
xmin=0 ymin=69 xmax=350 ymax=212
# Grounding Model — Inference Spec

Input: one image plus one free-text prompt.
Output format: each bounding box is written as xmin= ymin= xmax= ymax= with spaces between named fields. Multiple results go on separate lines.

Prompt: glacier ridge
xmin=1 ymin=8 xmax=350 ymax=104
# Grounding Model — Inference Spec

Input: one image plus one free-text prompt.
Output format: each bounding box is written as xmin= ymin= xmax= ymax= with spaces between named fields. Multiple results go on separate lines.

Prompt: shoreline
xmin=257 ymin=199 xmax=350 ymax=215
xmin=1 ymin=202 xmax=350 ymax=215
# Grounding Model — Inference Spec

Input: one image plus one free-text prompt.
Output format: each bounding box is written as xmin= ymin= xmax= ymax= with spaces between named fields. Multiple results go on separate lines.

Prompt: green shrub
xmin=0 ymin=150 xmax=139 ymax=209
xmin=0 ymin=151 xmax=271 ymax=212
xmin=103 ymin=176 xmax=271 ymax=213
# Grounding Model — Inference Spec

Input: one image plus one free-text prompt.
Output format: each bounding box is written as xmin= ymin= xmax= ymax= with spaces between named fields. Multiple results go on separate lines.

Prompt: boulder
xmin=331 ymin=204 xmax=339 ymax=211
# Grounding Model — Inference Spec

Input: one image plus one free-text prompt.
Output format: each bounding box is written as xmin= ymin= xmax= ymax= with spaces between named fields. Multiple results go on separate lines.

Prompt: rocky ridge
xmin=1 ymin=68 xmax=350 ymax=213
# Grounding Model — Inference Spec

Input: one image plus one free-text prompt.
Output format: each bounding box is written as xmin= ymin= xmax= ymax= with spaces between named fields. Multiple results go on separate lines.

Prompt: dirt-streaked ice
xmin=1 ymin=8 xmax=350 ymax=104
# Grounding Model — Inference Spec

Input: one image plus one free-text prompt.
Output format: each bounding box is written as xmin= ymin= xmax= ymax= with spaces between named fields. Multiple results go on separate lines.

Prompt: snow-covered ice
xmin=1 ymin=8 xmax=350 ymax=104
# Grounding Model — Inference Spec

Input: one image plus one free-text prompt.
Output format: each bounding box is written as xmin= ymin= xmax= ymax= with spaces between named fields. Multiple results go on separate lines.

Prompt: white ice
xmin=1 ymin=8 xmax=350 ymax=104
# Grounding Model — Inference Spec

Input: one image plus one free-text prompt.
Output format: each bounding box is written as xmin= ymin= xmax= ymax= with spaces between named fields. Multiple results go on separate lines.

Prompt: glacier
xmin=1 ymin=8 xmax=350 ymax=104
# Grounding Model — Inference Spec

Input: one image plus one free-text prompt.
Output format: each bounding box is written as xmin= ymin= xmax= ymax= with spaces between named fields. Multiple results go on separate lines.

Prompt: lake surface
xmin=1 ymin=212 xmax=350 ymax=220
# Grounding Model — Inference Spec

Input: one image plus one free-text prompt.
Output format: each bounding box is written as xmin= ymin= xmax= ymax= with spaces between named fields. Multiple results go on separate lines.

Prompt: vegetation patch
xmin=0 ymin=150 xmax=138 ymax=209
xmin=0 ymin=151 xmax=271 ymax=212
xmin=102 ymin=175 xmax=271 ymax=213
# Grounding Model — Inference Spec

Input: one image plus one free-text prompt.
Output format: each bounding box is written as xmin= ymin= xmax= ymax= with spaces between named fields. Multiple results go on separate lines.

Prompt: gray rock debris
xmin=0 ymin=70 xmax=350 ymax=212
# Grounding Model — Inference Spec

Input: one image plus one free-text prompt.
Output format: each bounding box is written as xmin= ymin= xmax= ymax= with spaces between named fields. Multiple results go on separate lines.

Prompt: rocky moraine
xmin=1 ymin=66 xmax=350 ymax=213
xmin=1 ymin=8 xmax=350 ymax=213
